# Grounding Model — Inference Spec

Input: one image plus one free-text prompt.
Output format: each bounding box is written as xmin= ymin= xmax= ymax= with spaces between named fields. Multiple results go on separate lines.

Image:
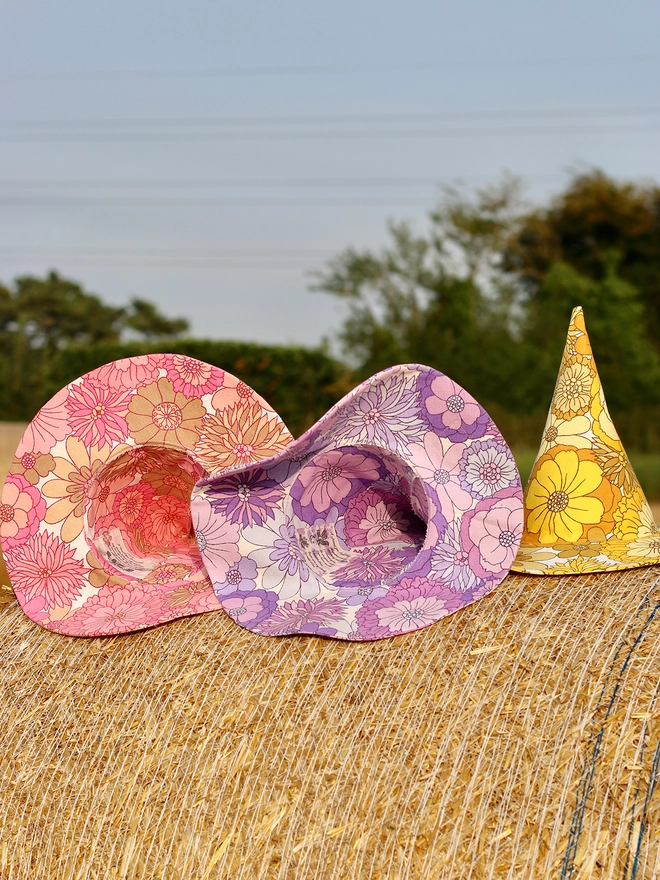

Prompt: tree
xmin=311 ymin=177 xmax=527 ymax=411
xmin=0 ymin=271 xmax=189 ymax=420
xmin=504 ymin=169 xmax=660 ymax=347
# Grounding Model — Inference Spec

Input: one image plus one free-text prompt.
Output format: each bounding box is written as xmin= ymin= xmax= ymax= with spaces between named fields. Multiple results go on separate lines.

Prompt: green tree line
xmin=1 ymin=170 xmax=659 ymax=448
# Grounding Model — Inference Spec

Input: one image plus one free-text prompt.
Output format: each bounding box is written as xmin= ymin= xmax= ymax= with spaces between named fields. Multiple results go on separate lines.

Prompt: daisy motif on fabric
xmin=66 ymin=380 xmax=132 ymax=451
xmin=127 ymin=377 xmax=205 ymax=449
xmin=205 ymin=468 xmax=283 ymax=528
xmin=332 ymin=370 xmax=425 ymax=455
xmin=194 ymin=401 xmax=290 ymax=472
xmin=247 ymin=516 xmax=321 ymax=601
xmin=356 ymin=577 xmax=463 ymax=640
xmin=459 ymin=439 xmax=519 ymax=500
xmin=9 ymin=450 xmax=56 ymax=486
xmin=5 ymin=532 xmax=88 ymax=610
xmin=164 ymin=354 xmax=225 ymax=398
xmin=430 ymin=521 xmax=479 ymax=592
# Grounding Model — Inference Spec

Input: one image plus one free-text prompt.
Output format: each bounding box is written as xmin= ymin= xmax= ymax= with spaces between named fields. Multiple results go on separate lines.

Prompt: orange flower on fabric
xmin=126 ymin=378 xmax=205 ymax=448
xmin=525 ymin=448 xmax=605 ymax=544
xmin=42 ymin=437 xmax=127 ymax=543
xmin=9 ymin=451 xmax=56 ymax=486
xmin=551 ymin=357 xmax=594 ymax=420
xmin=194 ymin=401 xmax=291 ymax=471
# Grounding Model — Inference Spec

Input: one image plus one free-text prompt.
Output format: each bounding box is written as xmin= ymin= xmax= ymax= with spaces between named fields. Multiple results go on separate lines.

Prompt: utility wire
xmin=1 ymin=55 xmax=656 ymax=81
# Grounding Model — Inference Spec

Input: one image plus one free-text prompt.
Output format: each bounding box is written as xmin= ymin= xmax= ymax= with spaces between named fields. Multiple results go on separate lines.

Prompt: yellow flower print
xmin=525 ymin=449 xmax=605 ymax=544
xmin=551 ymin=356 xmax=595 ymax=420
xmin=126 ymin=378 xmax=205 ymax=449
xmin=606 ymin=533 xmax=660 ymax=563
xmin=549 ymin=557 xmax=617 ymax=575
xmin=42 ymin=437 xmax=127 ymax=542
xmin=613 ymin=488 xmax=654 ymax=540
xmin=591 ymin=437 xmax=637 ymax=494
xmin=194 ymin=401 xmax=291 ymax=472
xmin=590 ymin=372 xmax=621 ymax=446
xmin=538 ymin=413 xmax=591 ymax=456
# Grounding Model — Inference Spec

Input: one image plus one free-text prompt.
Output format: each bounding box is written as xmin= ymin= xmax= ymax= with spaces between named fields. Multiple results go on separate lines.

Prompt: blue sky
xmin=2 ymin=0 xmax=659 ymax=347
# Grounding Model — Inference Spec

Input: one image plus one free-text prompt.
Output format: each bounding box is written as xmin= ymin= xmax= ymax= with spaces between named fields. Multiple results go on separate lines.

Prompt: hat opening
xmin=84 ymin=446 xmax=207 ymax=583
xmin=288 ymin=444 xmax=427 ymax=590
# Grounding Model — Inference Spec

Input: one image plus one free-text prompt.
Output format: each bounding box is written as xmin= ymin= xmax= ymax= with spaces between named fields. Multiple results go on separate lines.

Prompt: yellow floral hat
xmin=512 ymin=306 xmax=660 ymax=575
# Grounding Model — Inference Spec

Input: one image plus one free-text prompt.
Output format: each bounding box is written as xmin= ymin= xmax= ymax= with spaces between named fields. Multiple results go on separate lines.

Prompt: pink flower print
xmin=409 ymin=433 xmax=472 ymax=518
xmin=66 ymin=380 xmax=131 ymax=451
xmin=422 ymin=375 xmax=489 ymax=442
xmin=165 ymin=354 xmax=225 ymax=397
xmin=5 ymin=532 xmax=88 ymax=609
xmin=12 ymin=587 xmax=50 ymax=624
xmin=113 ymin=483 xmax=155 ymax=528
xmin=344 ymin=488 xmax=415 ymax=547
xmin=188 ymin=588 xmax=223 ymax=614
xmin=459 ymin=439 xmax=519 ymax=500
xmin=356 ymin=576 xmax=464 ymax=640
xmin=192 ymin=498 xmax=241 ymax=581
xmin=142 ymin=495 xmax=194 ymax=552
xmin=91 ymin=356 xmax=161 ymax=391
xmin=460 ymin=488 xmax=523 ymax=579
xmin=16 ymin=386 xmax=70 ymax=457
xmin=0 ymin=474 xmax=46 ymax=550
xmin=297 ymin=449 xmax=381 ymax=513
xmin=68 ymin=583 xmax=170 ymax=635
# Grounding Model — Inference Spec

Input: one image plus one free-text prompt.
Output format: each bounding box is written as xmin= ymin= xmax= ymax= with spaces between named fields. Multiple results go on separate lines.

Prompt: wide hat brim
xmin=1 ymin=354 xmax=292 ymax=635
xmin=192 ymin=364 xmax=524 ymax=642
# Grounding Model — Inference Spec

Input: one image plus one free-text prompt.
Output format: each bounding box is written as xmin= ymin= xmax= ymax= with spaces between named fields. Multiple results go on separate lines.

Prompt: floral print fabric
xmin=1 ymin=354 xmax=293 ymax=635
xmin=513 ymin=306 xmax=660 ymax=574
xmin=193 ymin=364 xmax=523 ymax=642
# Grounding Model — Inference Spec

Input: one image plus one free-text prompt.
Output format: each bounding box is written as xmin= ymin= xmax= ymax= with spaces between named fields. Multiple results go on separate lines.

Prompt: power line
xmin=0 ymin=174 xmax=565 ymax=191
xmin=2 ymin=122 xmax=659 ymax=143
xmin=1 ymin=55 xmax=657 ymax=82
xmin=3 ymin=106 xmax=660 ymax=129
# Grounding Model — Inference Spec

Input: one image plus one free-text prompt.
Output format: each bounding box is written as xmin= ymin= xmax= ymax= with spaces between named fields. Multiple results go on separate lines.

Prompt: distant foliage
xmin=47 ymin=340 xmax=351 ymax=438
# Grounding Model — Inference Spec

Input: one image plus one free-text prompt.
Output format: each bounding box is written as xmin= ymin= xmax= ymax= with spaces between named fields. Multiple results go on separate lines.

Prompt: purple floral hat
xmin=192 ymin=365 xmax=524 ymax=641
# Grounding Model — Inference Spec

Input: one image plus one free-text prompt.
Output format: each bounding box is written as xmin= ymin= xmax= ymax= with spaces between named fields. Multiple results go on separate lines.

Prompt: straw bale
xmin=1 ymin=564 xmax=660 ymax=879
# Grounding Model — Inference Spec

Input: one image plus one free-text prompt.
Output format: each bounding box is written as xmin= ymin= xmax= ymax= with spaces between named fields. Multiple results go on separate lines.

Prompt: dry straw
xmin=1 ymin=563 xmax=660 ymax=879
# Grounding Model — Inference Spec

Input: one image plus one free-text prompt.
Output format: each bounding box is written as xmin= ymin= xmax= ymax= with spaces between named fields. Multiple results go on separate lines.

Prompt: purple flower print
xmin=332 ymin=544 xmax=411 ymax=584
xmin=409 ymin=432 xmax=472 ymax=519
xmin=204 ymin=468 xmax=283 ymax=528
xmin=246 ymin=515 xmax=320 ymax=600
xmin=459 ymin=439 xmax=519 ymax=500
xmin=191 ymin=497 xmax=241 ymax=582
xmin=220 ymin=589 xmax=277 ymax=629
xmin=336 ymin=582 xmax=389 ymax=606
xmin=343 ymin=488 xmax=416 ymax=548
xmin=213 ymin=556 xmax=258 ymax=596
xmin=460 ymin=487 xmax=523 ymax=579
xmin=420 ymin=373 xmax=489 ymax=442
xmin=294 ymin=448 xmax=382 ymax=514
xmin=332 ymin=369 xmax=425 ymax=454
xmin=256 ymin=597 xmax=346 ymax=636
xmin=356 ymin=576 xmax=464 ymax=640
xmin=430 ymin=521 xmax=479 ymax=592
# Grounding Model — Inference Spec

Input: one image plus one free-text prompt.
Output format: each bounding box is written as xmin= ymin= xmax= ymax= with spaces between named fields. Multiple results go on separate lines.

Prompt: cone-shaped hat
xmin=512 ymin=306 xmax=660 ymax=574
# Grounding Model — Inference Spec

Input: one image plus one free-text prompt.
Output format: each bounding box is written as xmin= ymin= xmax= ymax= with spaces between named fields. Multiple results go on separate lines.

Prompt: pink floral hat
xmin=1 ymin=354 xmax=292 ymax=635
xmin=192 ymin=364 xmax=524 ymax=641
